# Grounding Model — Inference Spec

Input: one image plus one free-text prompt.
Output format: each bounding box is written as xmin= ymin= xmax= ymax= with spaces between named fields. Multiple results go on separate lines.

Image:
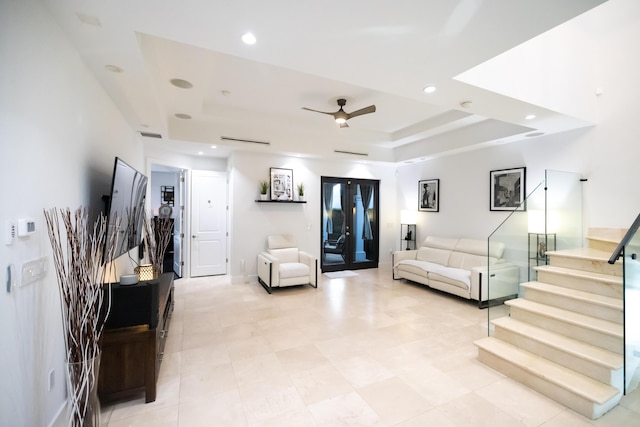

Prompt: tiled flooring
xmin=101 ymin=267 xmax=640 ymax=426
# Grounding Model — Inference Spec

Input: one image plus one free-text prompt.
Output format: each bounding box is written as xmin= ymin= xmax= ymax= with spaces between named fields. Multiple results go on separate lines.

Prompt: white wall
xmin=397 ymin=0 xmax=640 ymax=242
xmin=0 ymin=1 xmax=144 ymax=425
xmin=228 ymin=151 xmax=397 ymax=282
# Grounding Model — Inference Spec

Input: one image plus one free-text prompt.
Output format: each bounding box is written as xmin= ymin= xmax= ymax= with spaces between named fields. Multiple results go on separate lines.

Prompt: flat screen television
xmin=104 ymin=157 xmax=148 ymax=262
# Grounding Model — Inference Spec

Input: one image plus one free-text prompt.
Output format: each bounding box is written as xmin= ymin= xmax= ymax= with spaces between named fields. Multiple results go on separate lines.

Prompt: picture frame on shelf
xmin=490 ymin=167 xmax=526 ymax=211
xmin=270 ymin=167 xmax=293 ymax=201
xmin=418 ymin=179 xmax=439 ymax=212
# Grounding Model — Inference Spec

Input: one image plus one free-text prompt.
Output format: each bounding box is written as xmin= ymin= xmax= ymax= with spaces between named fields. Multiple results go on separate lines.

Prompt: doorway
xmin=321 ymin=177 xmax=379 ymax=272
xmin=190 ymin=170 xmax=228 ymax=277
xmin=150 ymin=164 xmax=185 ymax=278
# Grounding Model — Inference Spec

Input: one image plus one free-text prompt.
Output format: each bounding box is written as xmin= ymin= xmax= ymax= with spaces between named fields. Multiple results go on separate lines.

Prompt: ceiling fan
xmin=302 ymin=98 xmax=376 ymax=128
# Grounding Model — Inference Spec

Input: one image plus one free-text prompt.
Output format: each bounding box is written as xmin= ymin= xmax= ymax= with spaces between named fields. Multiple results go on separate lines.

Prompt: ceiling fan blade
xmin=339 ymin=122 xmax=349 ymax=128
xmin=302 ymin=107 xmax=337 ymax=116
xmin=346 ymin=105 xmax=376 ymax=119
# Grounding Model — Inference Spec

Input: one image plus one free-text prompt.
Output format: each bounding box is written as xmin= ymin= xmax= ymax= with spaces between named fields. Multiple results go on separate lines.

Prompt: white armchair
xmin=257 ymin=234 xmax=318 ymax=294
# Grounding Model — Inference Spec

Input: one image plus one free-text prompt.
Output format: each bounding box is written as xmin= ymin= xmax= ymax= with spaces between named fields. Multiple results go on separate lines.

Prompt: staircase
xmin=475 ymin=229 xmax=625 ymax=419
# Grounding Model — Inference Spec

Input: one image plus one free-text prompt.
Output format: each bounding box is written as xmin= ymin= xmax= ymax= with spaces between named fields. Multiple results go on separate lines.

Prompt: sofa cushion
xmin=448 ymin=251 xmax=499 ymax=270
xmin=270 ymin=247 xmax=299 ymax=263
xmin=279 ymin=262 xmax=309 ymax=279
xmin=394 ymin=259 xmax=429 ymax=278
xmin=416 ymin=247 xmax=451 ymax=265
xmin=428 ymin=271 xmax=471 ymax=289
xmin=455 ymin=238 xmax=505 ymax=259
xmin=422 ymin=236 xmax=459 ymax=251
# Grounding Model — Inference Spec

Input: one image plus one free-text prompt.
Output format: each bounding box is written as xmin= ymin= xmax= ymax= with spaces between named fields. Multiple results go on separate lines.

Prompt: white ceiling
xmin=41 ymin=0 xmax=607 ymax=164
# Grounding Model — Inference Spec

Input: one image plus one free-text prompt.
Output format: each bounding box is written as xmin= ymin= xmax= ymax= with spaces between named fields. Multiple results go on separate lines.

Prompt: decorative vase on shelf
xmin=260 ymin=193 xmax=268 ymax=201
xmin=298 ymin=195 xmax=304 ymax=202
xmin=66 ymin=354 xmax=101 ymax=427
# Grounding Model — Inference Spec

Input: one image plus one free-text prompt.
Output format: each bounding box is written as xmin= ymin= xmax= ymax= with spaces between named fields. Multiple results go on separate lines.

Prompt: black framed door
xmin=321 ymin=177 xmax=379 ymax=272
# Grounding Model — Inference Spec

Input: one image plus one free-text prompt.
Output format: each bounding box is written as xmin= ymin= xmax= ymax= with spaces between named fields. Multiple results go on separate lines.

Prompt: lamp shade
xmin=400 ymin=210 xmax=417 ymax=225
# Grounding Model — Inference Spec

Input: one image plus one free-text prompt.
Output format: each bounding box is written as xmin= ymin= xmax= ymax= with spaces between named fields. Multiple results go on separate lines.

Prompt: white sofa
xmin=393 ymin=236 xmax=519 ymax=307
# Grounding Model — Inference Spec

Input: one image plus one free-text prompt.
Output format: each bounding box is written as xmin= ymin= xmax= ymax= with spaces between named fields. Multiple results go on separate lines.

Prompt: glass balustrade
xmin=486 ymin=170 xmax=583 ymax=335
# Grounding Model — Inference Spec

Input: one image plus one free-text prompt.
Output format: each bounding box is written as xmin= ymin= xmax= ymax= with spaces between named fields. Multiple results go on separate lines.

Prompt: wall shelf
xmin=255 ymin=200 xmax=306 ymax=203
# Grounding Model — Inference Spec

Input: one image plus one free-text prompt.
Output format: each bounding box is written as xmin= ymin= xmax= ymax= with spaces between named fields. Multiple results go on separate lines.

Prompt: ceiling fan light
xmin=335 ymin=117 xmax=347 ymax=124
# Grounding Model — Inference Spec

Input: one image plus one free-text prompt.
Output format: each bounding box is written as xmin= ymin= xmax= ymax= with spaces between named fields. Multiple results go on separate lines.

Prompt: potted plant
xmin=297 ymin=182 xmax=305 ymax=201
xmin=259 ymin=179 xmax=269 ymax=200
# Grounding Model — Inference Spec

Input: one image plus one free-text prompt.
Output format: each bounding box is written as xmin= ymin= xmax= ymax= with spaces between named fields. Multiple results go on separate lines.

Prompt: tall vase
xmin=66 ymin=353 xmax=101 ymax=427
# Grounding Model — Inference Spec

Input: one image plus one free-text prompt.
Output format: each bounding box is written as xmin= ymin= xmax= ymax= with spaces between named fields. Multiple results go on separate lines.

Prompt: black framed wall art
xmin=490 ymin=167 xmax=526 ymax=211
xmin=418 ymin=179 xmax=439 ymax=212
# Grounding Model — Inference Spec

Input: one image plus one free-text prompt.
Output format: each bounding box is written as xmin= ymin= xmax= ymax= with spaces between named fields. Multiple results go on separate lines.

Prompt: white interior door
xmin=173 ymin=170 xmax=185 ymax=277
xmin=190 ymin=170 xmax=227 ymax=277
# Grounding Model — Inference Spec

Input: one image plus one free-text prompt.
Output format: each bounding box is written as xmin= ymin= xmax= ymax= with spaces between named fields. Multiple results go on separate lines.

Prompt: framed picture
xmin=490 ymin=167 xmax=526 ymax=211
xmin=418 ymin=179 xmax=439 ymax=212
xmin=270 ymin=167 xmax=293 ymax=201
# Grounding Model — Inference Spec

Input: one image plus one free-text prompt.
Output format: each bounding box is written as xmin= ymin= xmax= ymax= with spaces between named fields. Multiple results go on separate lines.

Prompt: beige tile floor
xmin=101 ymin=267 xmax=640 ymax=426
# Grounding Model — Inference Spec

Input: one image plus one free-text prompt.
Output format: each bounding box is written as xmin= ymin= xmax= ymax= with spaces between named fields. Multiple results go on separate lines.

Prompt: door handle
xmin=192 ymin=235 xmax=197 ymax=239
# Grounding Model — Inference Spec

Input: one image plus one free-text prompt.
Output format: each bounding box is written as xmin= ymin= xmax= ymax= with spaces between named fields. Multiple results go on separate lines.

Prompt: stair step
xmin=534 ymin=265 xmax=623 ymax=299
xmin=520 ymin=281 xmax=623 ymax=324
xmin=492 ymin=317 xmax=623 ymax=386
xmin=546 ymin=248 xmax=622 ymax=276
xmin=587 ymin=227 xmax=627 ymax=253
xmin=475 ymin=337 xmax=621 ymax=419
xmin=505 ymin=299 xmax=623 ymax=354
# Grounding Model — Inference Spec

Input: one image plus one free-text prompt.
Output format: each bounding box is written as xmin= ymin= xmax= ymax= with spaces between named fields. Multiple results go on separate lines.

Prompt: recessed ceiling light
xmin=105 ymin=64 xmax=123 ymax=73
xmin=170 ymin=78 xmax=193 ymax=89
xmin=525 ymin=114 xmax=536 ymax=120
xmin=242 ymin=32 xmax=257 ymax=45
xmin=210 ymin=145 xmax=217 ymax=149
xmin=460 ymin=101 xmax=472 ymax=108
xmin=197 ymin=151 xmax=204 ymax=155
xmin=175 ymin=113 xmax=192 ymax=119
xmin=423 ymin=85 xmax=437 ymax=94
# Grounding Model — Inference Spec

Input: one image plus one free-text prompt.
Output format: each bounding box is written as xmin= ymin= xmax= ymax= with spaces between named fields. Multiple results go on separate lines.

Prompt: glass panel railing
xmin=486 ymin=170 xmax=583 ymax=335
xmin=621 ymin=218 xmax=640 ymax=394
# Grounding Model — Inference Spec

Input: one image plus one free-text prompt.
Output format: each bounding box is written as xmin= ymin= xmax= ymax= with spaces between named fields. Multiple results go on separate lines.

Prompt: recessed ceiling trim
xmin=220 ymin=136 xmax=270 ymax=145
xmin=334 ymin=150 xmax=368 ymax=157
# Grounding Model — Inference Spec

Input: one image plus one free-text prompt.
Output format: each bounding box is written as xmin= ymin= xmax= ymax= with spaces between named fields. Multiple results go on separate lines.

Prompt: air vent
xmin=138 ymin=131 xmax=162 ymax=139
xmin=334 ymin=150 xmax=368 ymax=157
xmin=220 ymin=136 xmax=270 ymax=145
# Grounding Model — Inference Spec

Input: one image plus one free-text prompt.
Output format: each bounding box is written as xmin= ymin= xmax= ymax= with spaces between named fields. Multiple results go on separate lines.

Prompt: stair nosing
xmin=545 ymin=247 xmax=617 ymax=262
xmin=491 ymin=317 xmax=623 ymax=369
xmin=521 ymin=281 xmax=622 ymax=310
xmin=476 ymin=337 xmax=620 ymax=404
xmin=533 ymin=265 xmax=622 ymax=285
xmin=505 ymin=299 xmax=623 ymax=337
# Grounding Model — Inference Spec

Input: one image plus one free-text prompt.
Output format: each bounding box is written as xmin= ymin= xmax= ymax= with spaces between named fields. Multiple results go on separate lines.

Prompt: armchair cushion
xmin=270 ymin=247 xmax=299 ymax=263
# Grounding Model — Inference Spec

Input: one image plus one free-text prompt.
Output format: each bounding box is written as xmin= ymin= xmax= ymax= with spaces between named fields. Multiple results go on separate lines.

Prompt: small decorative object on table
xmin=44 ymin=207 xmax=117 ymax=427
xmin=142 ymin=214 xmax=174 ymax=277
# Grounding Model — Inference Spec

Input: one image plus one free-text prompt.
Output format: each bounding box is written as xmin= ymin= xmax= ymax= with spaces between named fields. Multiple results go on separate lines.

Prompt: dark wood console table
xmin=98 ymin=272 xmax=174 ymax=403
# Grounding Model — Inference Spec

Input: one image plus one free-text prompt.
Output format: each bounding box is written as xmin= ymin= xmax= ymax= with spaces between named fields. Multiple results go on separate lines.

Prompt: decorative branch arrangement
xmin=44 ymin=207 xmax=116 ymax=426
xmin=142 ymin=214 xmax=173 ymax=275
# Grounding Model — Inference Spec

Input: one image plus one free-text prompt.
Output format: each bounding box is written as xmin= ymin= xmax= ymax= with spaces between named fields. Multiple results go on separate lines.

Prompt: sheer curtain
xmin=360 ymin=184 xmax=373 ymax=240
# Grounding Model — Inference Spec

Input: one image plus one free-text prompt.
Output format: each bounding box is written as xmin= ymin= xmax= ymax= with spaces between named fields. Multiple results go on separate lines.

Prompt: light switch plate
xmin=21 ymin=256 xmax=48 ymax=287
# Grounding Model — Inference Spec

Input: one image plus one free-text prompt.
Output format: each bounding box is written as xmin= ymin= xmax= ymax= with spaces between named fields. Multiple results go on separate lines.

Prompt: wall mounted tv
xmin=105 ymin=157 xmax=148 ymax=261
